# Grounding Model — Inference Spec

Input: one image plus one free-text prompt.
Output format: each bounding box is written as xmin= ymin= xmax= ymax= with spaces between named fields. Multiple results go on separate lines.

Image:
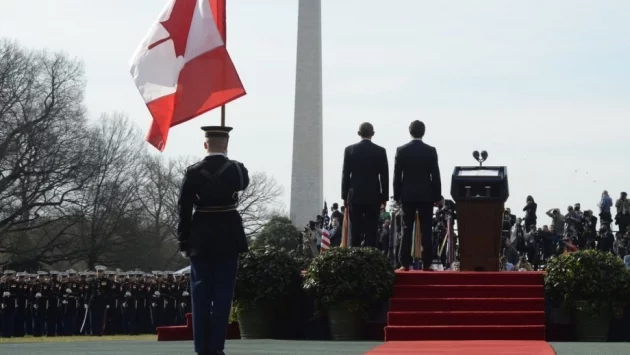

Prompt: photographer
xmin=581 ymin=210 xmax=598 ymax=249
xmin=545 ymin=208 xmax=564 ymax=236
xmin=614 ymin=231 xmax=629 ymax=259
xmin=522 ymin=196 xmax=538 ymax=232
xmin=302 ymin=221 xmax=319 ymax=257
xmin=511 ymin=218 xmax=526 ymax=253
xmin=596 ymin=225 xmax=614 ymax=253
xmin=615 ymin=192 xmax=630 ymax=234
xmin=598 ymin=190 xmax=613 ymax=229
xmin=523 ymin=225 xmax=539 ymax=270
xmin=502 ymin=208 xmax=516 ymax=239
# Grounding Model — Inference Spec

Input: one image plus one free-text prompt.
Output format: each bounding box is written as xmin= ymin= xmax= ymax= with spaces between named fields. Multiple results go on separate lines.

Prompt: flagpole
xmin=219 ymin=0 xmax=227 ymax=127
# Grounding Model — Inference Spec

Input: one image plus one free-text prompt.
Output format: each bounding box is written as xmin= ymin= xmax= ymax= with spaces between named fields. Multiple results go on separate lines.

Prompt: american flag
xmin=320 ymin=229 xmax=331 ymax=253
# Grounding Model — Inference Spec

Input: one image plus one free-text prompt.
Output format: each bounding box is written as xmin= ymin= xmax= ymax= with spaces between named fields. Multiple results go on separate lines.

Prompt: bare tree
xmin=0 ymin=40 xmax=92 ymax=265
xmin=69 ymin=113 xmax=145 ymax=269
xmin=238 ymin=172 xmax=284 ymax=237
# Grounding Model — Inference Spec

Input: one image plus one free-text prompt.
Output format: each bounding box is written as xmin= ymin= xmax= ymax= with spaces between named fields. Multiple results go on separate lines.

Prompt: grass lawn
xmin=0 ymin=335 xmax=156 ymax=344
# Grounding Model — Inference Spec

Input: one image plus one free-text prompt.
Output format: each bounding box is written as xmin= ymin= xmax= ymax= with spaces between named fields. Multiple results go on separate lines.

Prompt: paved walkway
xmin=0 ymin=340 xmax=629 ymax=355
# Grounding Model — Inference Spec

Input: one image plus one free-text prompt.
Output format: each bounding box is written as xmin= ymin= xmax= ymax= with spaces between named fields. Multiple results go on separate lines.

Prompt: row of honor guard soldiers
xmin=0 ymin=265 xmax=191 ymax=338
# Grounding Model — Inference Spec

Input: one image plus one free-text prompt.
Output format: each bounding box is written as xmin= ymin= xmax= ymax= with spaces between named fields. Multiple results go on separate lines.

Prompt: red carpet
xmin=157 ymin=313 xmax=241 ymax=341
xmin=385 ymin=271 xmax=546 ymax=341
xmin=366 ymin=340 xmax=556 ymax=355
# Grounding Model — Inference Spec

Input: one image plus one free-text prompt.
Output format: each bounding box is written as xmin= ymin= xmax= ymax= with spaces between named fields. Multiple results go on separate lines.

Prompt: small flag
xmin=410 ymin=210 xmax=423 ymax=260
xmin=340 ymin=206 xmax=352 ymax=248
xmin=320 ymin=229 xmax=331 ymax=253
xmin=130 ymin=0 xmax=246 ymax=151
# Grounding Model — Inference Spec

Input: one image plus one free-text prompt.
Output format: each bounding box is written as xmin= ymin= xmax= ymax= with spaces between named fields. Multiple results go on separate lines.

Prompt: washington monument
xmin=290 ymin=0 xmax=323 ymax=227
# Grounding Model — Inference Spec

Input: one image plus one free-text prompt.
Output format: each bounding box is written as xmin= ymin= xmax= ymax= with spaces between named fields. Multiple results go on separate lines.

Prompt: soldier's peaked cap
xmin=3 ymin=270 xmax=15 ymax=275
xmin=37 ymin=271 xmax=48 ymax=275
xmin=202 ymin=126 xmax=232 ymax=138
xmin=95 ymin=265 xmax=107 ymax=271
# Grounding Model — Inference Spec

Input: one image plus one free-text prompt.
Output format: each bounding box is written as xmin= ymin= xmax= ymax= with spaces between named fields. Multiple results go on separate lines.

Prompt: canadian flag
xmin=130 ymin=0 xmax=246 ymax=151
xmin=320 ymin=229 xmax=331 ymax=253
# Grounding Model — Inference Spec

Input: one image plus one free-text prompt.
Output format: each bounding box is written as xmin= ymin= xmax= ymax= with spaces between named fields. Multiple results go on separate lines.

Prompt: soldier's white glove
xmin=122 ymin=302 xmax=127 ymax=308
xmin=2 ymin=291 xmax=9 ymax=297
xmin=62 ymin=300 xmax=68 ymax=305
xmin=106 ymin=305 xmax=110 ymax=309
xmin=182 ymin=291 xmax=189 ymax=297
xmin=154 ymin=291 xmax=160 ymax=297
xmin=84 ymin=304 xmax=88 ymax=309
xmin=164 ymin=300 xmax=168 ymax=305
xmin=125 ymin=291 xmax=131 ymax=297
xmin=33 ymin=304 xmax=38 ymax=309
xmin=181 ymin=302 xmax=186 ymax=308
xmin=35 ymin=292 xmax=42 ymax=298
xmin=66 ymin=288 xmax=72 ymax=294
xmin=1 ymin=303 xmax=5 ymax=309
xmin=151 ymin=302 xmax=157 ymax=307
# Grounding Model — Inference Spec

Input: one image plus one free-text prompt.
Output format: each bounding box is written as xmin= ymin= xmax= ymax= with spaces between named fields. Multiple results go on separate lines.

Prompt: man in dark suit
xmin=178 ymin=126 xmax=249 ymax=355
xmin=341 ymin=122 xmax=389 ymax=248
xmin=393 ymin=120 xmax=441 ymax=271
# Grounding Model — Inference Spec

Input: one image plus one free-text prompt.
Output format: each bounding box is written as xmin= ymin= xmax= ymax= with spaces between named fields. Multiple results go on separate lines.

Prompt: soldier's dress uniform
xmin=178 ymin=126 xmax=249 ymax=355
xmin=1 ymin=270 xmax=17 ymax=337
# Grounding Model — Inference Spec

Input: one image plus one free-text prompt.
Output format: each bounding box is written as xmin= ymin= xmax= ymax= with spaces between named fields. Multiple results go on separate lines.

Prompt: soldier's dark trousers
xmin=24 ymin=308 xmax=33 ymax=335
xmin=123 ymin=306 xmax=137 ymax=334
xmin=90 ymin=305 xmax=106 ymax=336
xmin=190 ymin=253 xmax=239 ymax=354
xmin=1 ymin=307 xmax=15 ymax=337
xmin=13 ymin=307 xmax=25 ymax=337
xmin=32 ymin=309 xmax=44 ymax=337
xmin=63 ymin=305 xmax=77 ymax=335
xmin=46 ymin=305 xmax=58 ymax=336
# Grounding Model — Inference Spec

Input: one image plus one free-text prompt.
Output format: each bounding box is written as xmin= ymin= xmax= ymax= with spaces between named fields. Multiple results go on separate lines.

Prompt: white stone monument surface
xmin=290 ymin=0 xmax=323 ymax=227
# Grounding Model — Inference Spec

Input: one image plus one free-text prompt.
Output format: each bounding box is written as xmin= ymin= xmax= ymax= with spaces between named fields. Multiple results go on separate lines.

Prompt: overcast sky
xmin=2 ymin=0 xmax=629 ymax=224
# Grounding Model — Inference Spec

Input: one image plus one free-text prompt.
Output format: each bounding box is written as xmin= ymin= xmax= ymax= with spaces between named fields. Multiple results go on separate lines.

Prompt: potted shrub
xmin=545 ymin=249 xmax=630 ymax=341
xmin=303 ymin=247 xmax=395 ymax=340
xmin=233 ymin=246 xmax=302 ymax=339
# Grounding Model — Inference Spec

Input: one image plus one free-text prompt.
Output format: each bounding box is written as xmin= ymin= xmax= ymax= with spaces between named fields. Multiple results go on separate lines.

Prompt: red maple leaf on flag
xmin=148 ymin=0 xmax=197 ymax=57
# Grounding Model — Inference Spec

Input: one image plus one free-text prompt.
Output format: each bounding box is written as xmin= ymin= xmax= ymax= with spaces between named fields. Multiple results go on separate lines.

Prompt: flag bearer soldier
xmin=46 ymin=270 xmax=61 ymax=336
xmin=88 ymin=266 xmax=110 ymax=336
xmin=178 ymin=126 xmax=250 ymax=355
xmin=121 ymin=271 xmax=136 ymax=334
xmin=61 ymin=270 xmax=80 ymax=336
xmin=177 ymin=272 xmax=191 ymax=325
xmin=164 ymin=272 xmax=178 ymax=326
xmin=13 ymin=272 xmax=29 ymax=337
xmin=76 ymin=272 xmax=89 ymax=335
xmin=32 ymin=271 xmax=49 ymax=336
xmin=24 ymin=274 xmax=36 ymax=335
xmin=1 ymin=270 xmax=17 ymax=337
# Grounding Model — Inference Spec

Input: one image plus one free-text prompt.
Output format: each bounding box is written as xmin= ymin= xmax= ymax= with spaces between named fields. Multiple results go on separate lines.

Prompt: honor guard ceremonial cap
xmin=49 ymin=271 xmax=59 ymax=276
xmin=37 ymin=271 xmax=48 ymax=276
xmin=3 ymin=270 xmax=15 ymax=275
xmin=95 ymin=265 xmax=107 ymax=271
xmin=202 ymin=126 xmax=232 ymax=138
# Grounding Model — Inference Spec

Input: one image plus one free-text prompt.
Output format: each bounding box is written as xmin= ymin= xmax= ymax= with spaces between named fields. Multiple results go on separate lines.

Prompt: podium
xmin=450 ymin=166 xmax=509 ymax=271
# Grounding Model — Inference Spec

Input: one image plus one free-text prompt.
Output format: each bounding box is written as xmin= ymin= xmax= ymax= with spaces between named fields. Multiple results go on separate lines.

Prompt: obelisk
xmin=290 ymin=0 xmax=323 ymax=227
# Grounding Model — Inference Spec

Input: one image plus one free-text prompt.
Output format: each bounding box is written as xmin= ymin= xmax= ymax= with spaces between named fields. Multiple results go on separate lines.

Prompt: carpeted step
xmin=186 ymin=313 xmax=192 ymax=328
xmin=156 ymin=325 xmax=193 ymax=341
xmin=395 ymin=271 xmax=544 ymax=286
xmin=392 ymin=284 xmax=544 ymax=298
xmin=384 ymin=325 xmax=546 ymax=341
xmin=389 ymin=298 xmax=544 ymax=312
xmin=387 ymin=311 xmax=545 ymax=326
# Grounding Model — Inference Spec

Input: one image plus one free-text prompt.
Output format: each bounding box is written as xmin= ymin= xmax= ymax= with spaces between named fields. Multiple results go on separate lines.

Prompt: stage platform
xmin=0 ymin=339 xmax=629 ymax=355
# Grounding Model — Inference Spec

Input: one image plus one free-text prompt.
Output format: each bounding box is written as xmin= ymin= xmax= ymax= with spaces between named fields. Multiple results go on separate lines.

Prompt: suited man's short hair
xmin=409 ymin=120 xmax=425 ymax=138
xmin=358 ymin=122 xmax=374 ymax=138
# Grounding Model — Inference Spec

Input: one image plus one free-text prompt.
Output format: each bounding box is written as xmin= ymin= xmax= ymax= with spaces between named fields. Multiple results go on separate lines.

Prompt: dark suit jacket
xmin=341 ymin=139 xmax=389 ymax=205
xmin=393 ymin=140 xmax=441 ymax=203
